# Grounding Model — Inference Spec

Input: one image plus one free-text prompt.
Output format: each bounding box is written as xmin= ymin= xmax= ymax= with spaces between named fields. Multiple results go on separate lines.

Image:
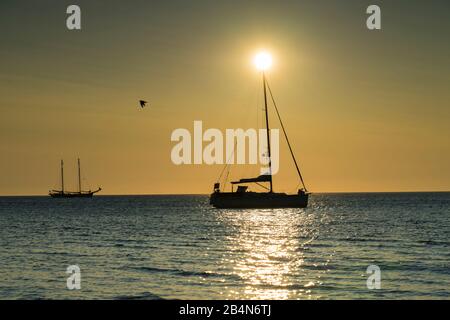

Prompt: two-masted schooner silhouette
xmin=210 ymin=53 xmax=309 ymax=208
xmin=49 ymin=159 xmax=101 ymax=198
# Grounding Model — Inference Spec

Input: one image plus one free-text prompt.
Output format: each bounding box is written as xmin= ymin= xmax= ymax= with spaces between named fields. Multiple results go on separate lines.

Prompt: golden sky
xmin=0 ymin=0 xmax=449 ymax=195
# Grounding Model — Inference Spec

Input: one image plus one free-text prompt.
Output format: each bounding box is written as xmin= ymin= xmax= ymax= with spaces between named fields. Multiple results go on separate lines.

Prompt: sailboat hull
xmin=210 ymin=192 xmax=308 ymax=209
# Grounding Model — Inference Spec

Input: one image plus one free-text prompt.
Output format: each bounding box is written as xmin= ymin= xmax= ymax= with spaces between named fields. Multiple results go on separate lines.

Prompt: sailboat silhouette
xmin=210 ymin=70 xmax=309 ymax=209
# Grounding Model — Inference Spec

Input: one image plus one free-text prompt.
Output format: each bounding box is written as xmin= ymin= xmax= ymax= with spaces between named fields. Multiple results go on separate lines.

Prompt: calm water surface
xmin=0 ymin=193 xmax=448 ymax=299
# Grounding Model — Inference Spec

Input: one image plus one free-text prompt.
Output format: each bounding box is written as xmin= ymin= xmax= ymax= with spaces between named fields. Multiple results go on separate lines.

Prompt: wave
xmin=114 ymin=292 xmax=164 ymax=300
xmin=133 ymin=266 xmax=241 ymax=281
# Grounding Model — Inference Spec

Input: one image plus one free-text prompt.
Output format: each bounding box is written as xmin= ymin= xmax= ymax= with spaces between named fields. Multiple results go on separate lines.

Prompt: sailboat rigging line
xmin=266 ymin=80 xmax=308 ymax=192
xmin=224 ymin=168 xmax=231 ymax=190
xmin=255 ymin=182 xmax=270 ymax=191
xmin=216 ymin=140 xmax=238 ymax=184
xmin=216 ymin=162 xmax=229 ymax=183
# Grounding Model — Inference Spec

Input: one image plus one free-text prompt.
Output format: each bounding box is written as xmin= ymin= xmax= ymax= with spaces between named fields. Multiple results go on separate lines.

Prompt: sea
xmin=0 ymin=193 xmax=448 ymax=300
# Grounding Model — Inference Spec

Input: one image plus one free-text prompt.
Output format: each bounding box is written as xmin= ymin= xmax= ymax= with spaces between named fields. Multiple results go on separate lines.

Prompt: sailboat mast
xmin=262 ymin=72 xmax=273 ymax=193
xmin=61 ymin=160 xmax=64 ymax=193
xmin=78 ymin=158 xmax=81 ymax=193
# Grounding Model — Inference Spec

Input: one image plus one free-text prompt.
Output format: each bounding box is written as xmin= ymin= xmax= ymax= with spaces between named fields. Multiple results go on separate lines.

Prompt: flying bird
xmin=139 ymin=100 xmax=148 ymax=108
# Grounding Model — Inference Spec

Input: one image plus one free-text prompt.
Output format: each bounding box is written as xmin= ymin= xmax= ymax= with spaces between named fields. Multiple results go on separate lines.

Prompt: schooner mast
xmin=78 ymin=158 xmax=82 ymax=193
xmin=61 ymin=160 xmax=64 ymax=193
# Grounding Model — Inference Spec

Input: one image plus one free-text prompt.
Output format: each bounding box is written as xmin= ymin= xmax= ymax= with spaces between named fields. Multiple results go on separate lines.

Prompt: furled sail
xmin=231 ymin=175 xmax=271 ymax=185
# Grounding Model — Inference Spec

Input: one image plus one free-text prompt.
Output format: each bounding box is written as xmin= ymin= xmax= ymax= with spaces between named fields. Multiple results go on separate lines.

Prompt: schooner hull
xmin=49 ymin=192 xmax=95 ymax=198
xmin=210 ymin=192 xmax=308 ymax=209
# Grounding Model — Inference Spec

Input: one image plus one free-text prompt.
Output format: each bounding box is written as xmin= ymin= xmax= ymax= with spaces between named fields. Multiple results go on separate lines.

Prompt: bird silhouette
xmin=139 ymin=100 xmax=148 ymax=108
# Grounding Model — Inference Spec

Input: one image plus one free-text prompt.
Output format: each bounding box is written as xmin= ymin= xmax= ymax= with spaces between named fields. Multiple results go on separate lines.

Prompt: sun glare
xmin=254 ymin=51 xmax=273 ymax=71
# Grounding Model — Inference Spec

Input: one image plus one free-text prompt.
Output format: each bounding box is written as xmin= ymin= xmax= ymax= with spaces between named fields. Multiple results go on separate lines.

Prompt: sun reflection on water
xmin=217 ymin=208 xmax=320 ymax=299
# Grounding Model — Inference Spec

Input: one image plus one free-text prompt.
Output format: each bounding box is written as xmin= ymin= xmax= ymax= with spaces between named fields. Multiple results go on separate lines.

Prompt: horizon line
xmin=0 ymin=190 xmax=449 ymax=197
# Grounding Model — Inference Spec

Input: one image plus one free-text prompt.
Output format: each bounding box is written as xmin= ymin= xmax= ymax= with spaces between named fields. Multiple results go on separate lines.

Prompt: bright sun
xmin=254 ymin=51 xmax=273 ymax=71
